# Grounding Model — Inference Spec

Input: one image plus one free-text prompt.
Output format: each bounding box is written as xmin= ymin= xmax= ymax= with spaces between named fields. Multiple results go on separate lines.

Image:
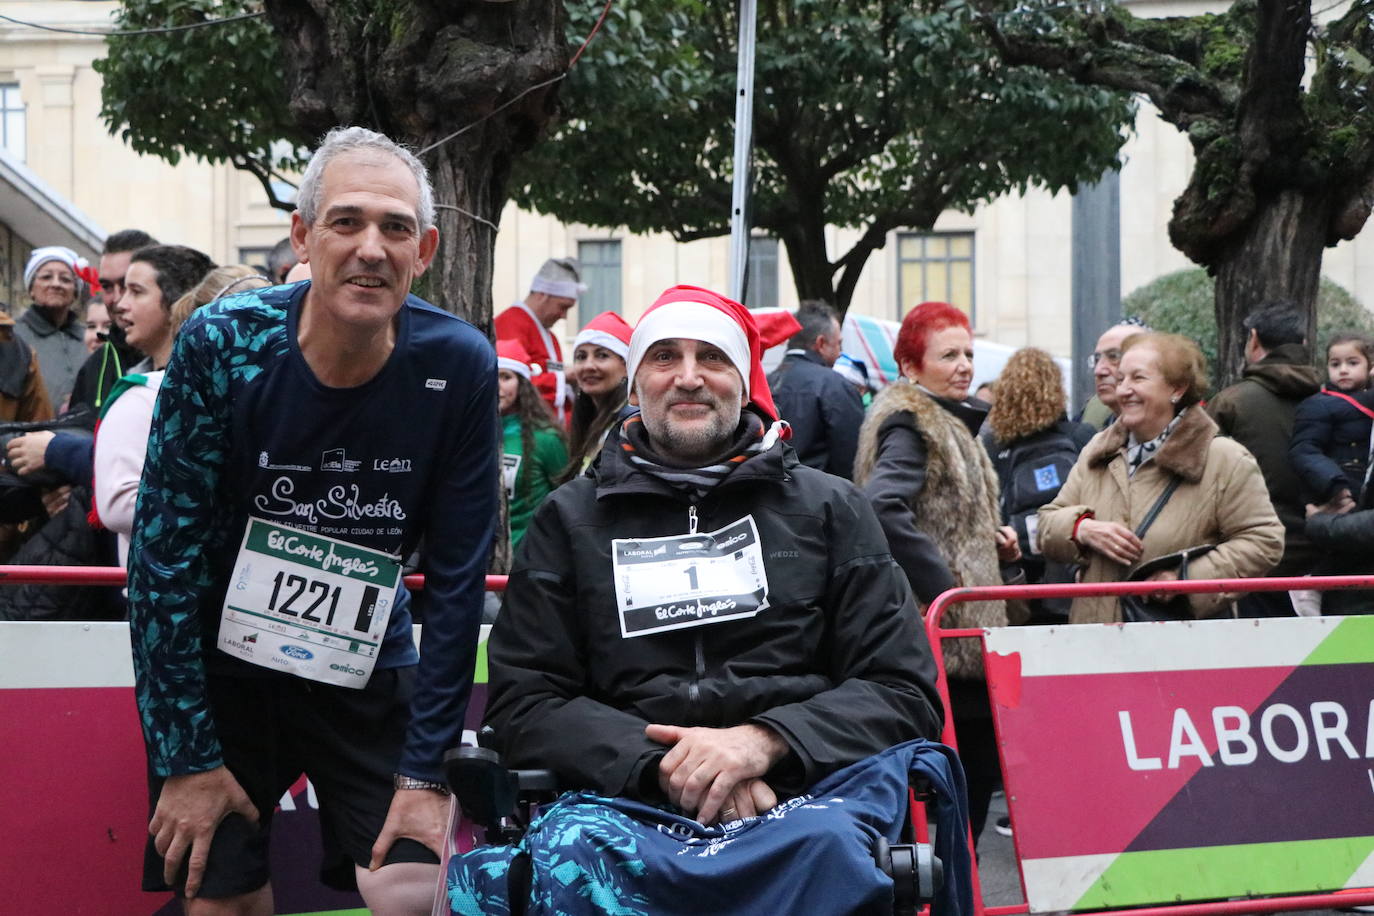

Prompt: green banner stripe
xmin=474 ymin=636 xmax=489 ymax=685
xmin=1074 ymin=836 xmax=1374 ymax=910
xmin=1301 ymin=617 xmax=1374 ymax=666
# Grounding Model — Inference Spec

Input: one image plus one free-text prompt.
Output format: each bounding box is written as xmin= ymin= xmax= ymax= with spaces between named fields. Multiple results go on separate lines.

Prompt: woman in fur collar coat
xmin=1038 ymin=332 xmax=1284 ymax=624
xmin=854 ymin=301 xmax=1021 ymax=845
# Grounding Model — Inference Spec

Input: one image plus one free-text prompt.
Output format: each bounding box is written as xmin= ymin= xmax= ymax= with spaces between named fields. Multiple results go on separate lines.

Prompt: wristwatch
xmin=393 ymin=773 xmax=451 ymax=795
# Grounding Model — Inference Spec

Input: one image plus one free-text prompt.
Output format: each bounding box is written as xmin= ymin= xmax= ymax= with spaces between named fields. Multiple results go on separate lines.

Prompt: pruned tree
xmin=511 ymin=0 xmax=1135 ymax=314
xmin=96 ymin=0 xmax=570 ymax=331
xmin=975 ymin=0 xmax=1374 ymax=384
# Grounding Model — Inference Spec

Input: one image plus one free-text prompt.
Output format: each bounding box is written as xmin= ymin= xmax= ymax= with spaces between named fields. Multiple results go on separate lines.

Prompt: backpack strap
xmin=1321 ymin=388 xmax=1374 ymax=422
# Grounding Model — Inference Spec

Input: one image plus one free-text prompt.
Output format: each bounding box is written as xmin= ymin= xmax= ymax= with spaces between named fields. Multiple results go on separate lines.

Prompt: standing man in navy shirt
xmin=127 ymin=126 xmax=498 ymax=914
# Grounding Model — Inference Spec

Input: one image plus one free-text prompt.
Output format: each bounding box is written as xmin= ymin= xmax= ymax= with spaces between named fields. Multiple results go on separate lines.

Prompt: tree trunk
xmin=263 ymin=0 xmax=567 ymax=330
xmin=1211 ymin=188 xmax=1329 ymax=386
xmin=261 ymin=0 xmax=567 ymax=578
xmin=777 ymin=216 xmax=839 ymax=311
xmin=424 ymin=136 xmax=507 ymax=337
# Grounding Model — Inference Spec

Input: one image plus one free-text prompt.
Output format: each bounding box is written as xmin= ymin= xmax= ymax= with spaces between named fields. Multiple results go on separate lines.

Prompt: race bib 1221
xmin=218 ymin=518 xmax=402 ymax=688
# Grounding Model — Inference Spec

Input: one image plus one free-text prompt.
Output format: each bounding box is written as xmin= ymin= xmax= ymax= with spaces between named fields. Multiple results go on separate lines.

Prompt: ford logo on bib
xmin=280 ymin=645 xmax=314 ymax=660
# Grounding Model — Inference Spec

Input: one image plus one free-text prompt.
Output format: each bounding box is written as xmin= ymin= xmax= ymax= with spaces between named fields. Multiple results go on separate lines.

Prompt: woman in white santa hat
xmin=562 ymin=310 xmax=634 ymax=480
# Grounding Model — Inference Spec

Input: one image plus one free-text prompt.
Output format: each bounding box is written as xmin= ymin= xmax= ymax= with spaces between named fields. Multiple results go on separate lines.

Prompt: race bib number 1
xmin=218 ymin=518 xmax=402 ymax=688
xmin=611 ymin=516 xmax=769 ymax=638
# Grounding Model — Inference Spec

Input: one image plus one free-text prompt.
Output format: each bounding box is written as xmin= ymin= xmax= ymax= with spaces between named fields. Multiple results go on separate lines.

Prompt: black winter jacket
xmin=0 ymin=486 xmax=122 ymax=621
xmin=767 ymin=350 xmax=866 ymax=479
xmin=1207 ymin=345 xmax=1323 ymax=575
xmin=1290 ymin=387 xmax=1374 ymax=504
xmin=1305 ymin=508 xmax=1374 ymax=615
xmin=484 ymin=425 xmax=943 ymax=802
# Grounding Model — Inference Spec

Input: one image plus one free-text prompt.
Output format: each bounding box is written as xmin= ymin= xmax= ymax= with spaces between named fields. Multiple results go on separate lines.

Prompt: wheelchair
xmin=444 ymin=730 xmax=944 ymax=916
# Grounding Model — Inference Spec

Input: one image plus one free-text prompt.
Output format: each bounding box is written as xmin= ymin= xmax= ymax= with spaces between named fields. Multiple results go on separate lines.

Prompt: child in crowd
xmin=1290 ymin=334 xmax=1374 ymax=513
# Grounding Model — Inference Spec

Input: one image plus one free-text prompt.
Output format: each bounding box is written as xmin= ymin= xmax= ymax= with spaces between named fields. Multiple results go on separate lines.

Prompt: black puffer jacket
xmin=1305 ymin=509 xmax=1374 ymax=615
xmin=0 ymin=486 xmax=122 ymax=621
xmin=1290 ymin=387 xmax=1374 ymax=504
xmin=484 ymin=424 xmax=943 ymax=802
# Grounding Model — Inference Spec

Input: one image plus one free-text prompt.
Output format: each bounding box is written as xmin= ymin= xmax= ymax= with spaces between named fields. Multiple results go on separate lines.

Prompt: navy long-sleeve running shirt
xmin=127 ymin=281 xmax=498 ymax=782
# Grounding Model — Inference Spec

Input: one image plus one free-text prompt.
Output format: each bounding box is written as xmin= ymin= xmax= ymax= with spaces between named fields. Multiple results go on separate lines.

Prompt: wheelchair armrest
xmin=443 ymin=746 xmax=560 ymax=830
xmin=512 ymin=768 xmax=559 ymax=795
xmin=445 ymin=746 xmax=517 ymax=828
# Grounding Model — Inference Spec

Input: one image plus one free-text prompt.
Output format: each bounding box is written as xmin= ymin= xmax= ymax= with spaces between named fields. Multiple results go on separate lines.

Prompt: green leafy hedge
xmin=1122 ymin=269 xmax=1374 ymax=388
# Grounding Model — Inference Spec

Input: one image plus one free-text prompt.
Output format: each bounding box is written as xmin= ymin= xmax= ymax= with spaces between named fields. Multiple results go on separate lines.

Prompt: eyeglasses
xmin=1087 ymin=348 xmax=1123 ymax=370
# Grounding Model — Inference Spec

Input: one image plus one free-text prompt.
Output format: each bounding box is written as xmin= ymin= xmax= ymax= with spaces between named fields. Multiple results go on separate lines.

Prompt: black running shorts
xmin=142 ymin=665 xmax=440 ymax=898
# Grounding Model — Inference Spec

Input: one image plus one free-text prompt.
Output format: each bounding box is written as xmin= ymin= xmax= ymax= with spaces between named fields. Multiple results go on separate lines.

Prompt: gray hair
xmin=296 ymin=126 xmax=435 ymax=231
xmin=788 ymin=300 xmax=840 ymax=349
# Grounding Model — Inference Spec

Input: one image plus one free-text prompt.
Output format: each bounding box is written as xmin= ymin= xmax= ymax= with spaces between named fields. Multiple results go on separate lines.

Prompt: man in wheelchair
xmin=449 ymin=287 xmax=960 ymax=915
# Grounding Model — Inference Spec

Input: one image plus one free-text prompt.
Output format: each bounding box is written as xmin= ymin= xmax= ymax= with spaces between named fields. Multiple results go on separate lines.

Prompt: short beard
xmin=643 ymin=401 xmax=743 ymax=467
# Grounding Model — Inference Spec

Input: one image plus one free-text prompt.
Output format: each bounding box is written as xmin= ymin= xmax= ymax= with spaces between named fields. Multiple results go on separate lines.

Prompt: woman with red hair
xmin=853 ymin=301 xmax=1020 ymax=846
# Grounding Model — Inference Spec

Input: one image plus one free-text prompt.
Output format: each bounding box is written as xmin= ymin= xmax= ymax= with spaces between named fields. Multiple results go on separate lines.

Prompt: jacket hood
xmin=1242 ymin=345 xmax=1322 ymax=398
xmin=1084 ymin=405 xmax=1219 ymax=483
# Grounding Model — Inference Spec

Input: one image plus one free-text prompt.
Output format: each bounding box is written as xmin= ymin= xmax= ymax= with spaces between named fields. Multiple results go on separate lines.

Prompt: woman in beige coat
xmin=1039 ymin=332 xmax=1284 ymax=624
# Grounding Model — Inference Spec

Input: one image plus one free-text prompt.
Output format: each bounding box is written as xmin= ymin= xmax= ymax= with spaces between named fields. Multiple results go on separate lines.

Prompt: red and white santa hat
xmin=626 ymin=285 xmax=781 ymax=421
xmin=496 ymin=339 xmax=535 ymax=380
xmin=571 ymin=311 xmax=634 ymax=362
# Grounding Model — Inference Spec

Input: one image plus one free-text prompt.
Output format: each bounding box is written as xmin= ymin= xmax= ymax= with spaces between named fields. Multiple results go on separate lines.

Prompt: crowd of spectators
xmin=9 ymin=230 xmax=1373 ymax=849
xmin=8 ymin=242 xmax=1366 ymax=632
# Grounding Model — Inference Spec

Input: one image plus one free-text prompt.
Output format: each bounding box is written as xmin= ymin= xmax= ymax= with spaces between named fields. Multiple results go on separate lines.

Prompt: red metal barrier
xmin=925 ymin=574 xmax=1374 ymax=916
xmin=0 ymin=565 xmax=509 ymax=592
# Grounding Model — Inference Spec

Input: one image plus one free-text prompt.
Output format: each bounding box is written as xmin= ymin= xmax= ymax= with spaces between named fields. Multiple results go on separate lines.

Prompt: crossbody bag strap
xmin=1134 ymin=477 xmax=1182 ymax=539
xmin=1321 ymin=388 xmax=1374 ymax=422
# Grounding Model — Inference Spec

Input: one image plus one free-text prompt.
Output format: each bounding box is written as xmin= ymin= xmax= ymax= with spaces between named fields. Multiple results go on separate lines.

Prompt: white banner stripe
xmin=982 ymin=617 xmax=1345 ymax=677
xmin=0 ymin=622 xmax=134 ymax=688
xmin=1019 ymin=852 xmax=1120 ymax=912
xmin=1347 ymin=845 xmax=1374 ymax=889
xmin=0 ymin=622 xmax=489 ymax=689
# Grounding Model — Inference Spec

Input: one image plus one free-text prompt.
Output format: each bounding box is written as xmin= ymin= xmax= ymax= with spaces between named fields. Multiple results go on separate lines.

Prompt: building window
xmin=0 ymin=84 xmax=25 ymax=162
xmin=578 ymin=239 xmax=621 ymax=315
xmin=897 ymin=232 xmax=974 ymax=318
xmin=238 ymin=248 xmax=272 ymax=275
xmin=745 ymin=236 xmax=779 ymax=310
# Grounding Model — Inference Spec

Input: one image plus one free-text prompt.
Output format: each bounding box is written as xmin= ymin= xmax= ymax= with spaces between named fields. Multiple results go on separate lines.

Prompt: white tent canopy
xmin=756 ymin=308 xmax=1074 ymax=402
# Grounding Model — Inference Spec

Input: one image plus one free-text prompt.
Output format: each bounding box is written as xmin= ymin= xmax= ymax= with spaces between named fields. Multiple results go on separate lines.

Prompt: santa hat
xmin=626 ymin=285 xmax=780 ymax=421
xmin=496 ymin=339 xmax=534 ymax=380
xmin=572 ymin=311 xmax=633 ymax=361
xmin=755 ymin=309 xmax=803 ymax=350
xmin=529 ymin=257 xmax=587 ymax=301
